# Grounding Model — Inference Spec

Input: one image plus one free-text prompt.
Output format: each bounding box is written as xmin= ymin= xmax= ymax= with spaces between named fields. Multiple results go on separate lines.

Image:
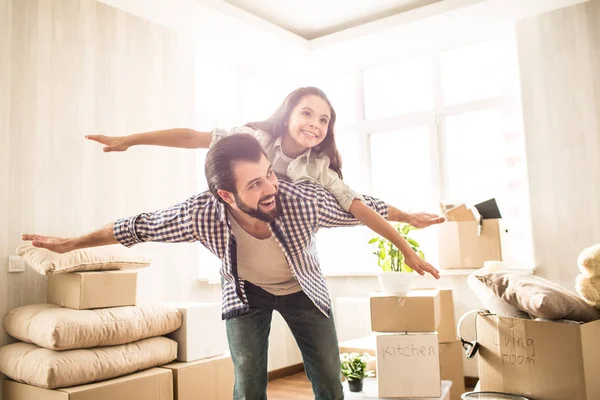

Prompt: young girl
xmin=86 ymin=87 xmax=443 ymax=278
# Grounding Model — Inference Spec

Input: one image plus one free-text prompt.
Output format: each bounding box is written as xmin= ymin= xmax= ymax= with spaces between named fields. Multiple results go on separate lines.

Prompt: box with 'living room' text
xmin=478 ymin=314 xmax=600 ymax=400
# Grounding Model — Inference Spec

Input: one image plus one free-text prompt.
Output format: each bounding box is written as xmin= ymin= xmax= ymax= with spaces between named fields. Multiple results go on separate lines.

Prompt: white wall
xmin=516 ymin=0 xmax=600 ymax=290
xmin=0 ymin=0 xmax=199 ymax=397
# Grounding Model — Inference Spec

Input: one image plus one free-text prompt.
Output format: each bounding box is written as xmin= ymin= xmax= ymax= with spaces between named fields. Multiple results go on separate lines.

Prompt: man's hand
xmin=21 ymin=234 xmax=75 ymax=254
xmin=404 ymin=253 xmax=440 ymax=279
xmin=85 ymin=135 xmax=130 ymax=152
xmin=408 ymin=212 xmax=445 ymax=229
xmin=22 ymin=223 xmax=117 ymax=254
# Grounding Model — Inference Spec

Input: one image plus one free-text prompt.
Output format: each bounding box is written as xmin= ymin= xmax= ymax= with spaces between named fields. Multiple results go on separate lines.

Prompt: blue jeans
xmin=226 ymin=282 xmax=344 ymax=400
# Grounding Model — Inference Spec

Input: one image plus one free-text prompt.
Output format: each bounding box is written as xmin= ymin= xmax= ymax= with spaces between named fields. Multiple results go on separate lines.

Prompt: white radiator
xmin=333 ymin=297 xmax=372 ymax=342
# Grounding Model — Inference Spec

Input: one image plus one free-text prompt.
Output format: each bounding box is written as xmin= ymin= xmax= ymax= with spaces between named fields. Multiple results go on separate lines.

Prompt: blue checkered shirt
xmin=113 ymin=180 xmax=388 ymax=319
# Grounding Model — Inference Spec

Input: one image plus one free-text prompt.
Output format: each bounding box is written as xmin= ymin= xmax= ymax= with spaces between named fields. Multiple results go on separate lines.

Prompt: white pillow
xmin=4 ymin=303 xmax=182 ymax=350
xmin=0 ymin=336 xmax=177 ymax=389
xmin=16 ymin=242 xmax=151 ymax=275
xmin=467 ymin=269 xmax=529 ymax=318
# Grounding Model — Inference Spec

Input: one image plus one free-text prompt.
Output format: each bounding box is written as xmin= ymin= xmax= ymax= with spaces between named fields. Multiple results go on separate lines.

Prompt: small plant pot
xmin=348 ymin=378 xmax=364 ymax=392
xmin=377 ymin=271 xmax=415 ymax=296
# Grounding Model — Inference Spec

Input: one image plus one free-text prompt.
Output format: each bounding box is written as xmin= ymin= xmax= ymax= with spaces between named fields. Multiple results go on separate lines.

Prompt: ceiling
xmin=220 ymin=0 xmax=444 ymax=40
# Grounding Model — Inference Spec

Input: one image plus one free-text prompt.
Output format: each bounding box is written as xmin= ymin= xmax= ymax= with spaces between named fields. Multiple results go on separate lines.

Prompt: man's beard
xmin=233 ymin=192 xmax=279 ymax=222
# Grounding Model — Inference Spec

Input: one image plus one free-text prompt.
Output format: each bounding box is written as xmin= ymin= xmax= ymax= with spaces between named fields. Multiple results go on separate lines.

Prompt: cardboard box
xmin=163 ymin=302 xmax=227 ymax=362
xmin=438 ymin=219 xmax=503 ymax=269
xmin=47 ymin=271 xmax=137 ymax=310
xmin=3 ymin=368 xmax=173 ymax=400
xmin=343 ymin=379 xmax=452 ymax=399
xmin=413 ymin=289 xmax=457 ymax=343
xmin=161 ymin=354 xmax=234 ymax=400
xmin=477 ymin=314 xmax=600 ymax=400
xmin=339 ymin=336 xmax=376 ymax=357
xmin=440 ymin=341 xmax=465 ymax=400
xmin=445 ymin=204 xmax=479 ymax=222
xmin=376 ymin=333 xmax=441 ymax=398
xmin=370 ymin=290 xmax=441 ymax=333
xmin=436 ymin=289 xmax=457 ymax=343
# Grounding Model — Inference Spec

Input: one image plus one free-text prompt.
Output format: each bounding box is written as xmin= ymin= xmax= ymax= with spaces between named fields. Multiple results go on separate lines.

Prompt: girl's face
xmin=286 ymin=95 xmax=331 ymax=150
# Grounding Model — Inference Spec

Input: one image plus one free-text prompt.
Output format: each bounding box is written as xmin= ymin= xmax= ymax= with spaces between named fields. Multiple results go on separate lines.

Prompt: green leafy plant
xmin=340 ymin=353 xmax=373 ymax=381
xmin=368 ymin=223 xmax=425 ymax=272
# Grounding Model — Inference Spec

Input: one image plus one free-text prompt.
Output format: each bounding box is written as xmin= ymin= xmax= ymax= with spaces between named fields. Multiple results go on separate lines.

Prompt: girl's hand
xmin=404 ymin=253 xmax=440 ymax=279
xmin=408 ymin=212 xmax=445 ymax=229
xmin=85 ymin=135 xmax=130 ymax=152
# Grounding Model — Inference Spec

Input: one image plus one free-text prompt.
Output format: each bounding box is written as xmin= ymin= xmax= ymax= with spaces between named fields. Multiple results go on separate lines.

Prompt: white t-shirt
xmin=228 ymin=212 xmax=302 ymax=296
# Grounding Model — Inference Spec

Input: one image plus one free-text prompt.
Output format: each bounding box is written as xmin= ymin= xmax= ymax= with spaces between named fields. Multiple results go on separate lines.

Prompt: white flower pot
xmin=377 ymin=271 xmax=415 ymax=296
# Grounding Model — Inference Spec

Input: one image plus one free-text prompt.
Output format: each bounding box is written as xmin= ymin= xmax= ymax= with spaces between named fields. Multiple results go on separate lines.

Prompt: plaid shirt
xmin=113 ymin=180 xmax=388 ymax=319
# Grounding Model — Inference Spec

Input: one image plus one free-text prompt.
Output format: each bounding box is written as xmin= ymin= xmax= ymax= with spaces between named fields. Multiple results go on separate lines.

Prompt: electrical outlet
xmin=8 ymin=256 xmax=25 ymax=273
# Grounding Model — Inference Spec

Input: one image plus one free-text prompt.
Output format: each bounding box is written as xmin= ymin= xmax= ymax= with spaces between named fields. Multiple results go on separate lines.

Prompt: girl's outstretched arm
xmin=349 ymin=199 xmax=441 ymax=279
xmin=86 ymin=128 xmax=211 ymax=152
xmin=387 ymin=205 xmax=445 ymax=228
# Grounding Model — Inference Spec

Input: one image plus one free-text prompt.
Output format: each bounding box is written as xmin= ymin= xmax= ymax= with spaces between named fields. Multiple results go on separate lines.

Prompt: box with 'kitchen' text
xmin=376 ymin=333 xmax=441 ymax=398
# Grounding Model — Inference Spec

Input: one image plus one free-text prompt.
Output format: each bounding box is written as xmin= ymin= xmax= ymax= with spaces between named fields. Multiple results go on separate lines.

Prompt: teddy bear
xmin=575 ymin=244 xmax=600 ymax=309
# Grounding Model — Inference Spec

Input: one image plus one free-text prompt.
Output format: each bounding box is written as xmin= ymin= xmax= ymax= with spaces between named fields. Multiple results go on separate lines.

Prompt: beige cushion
xmin=0 ymin=336 xmax=176 ymax=389
xmin=476 ymin=271 xmax=600 ymax=322
xmin=4 ymin=303 xmax=182 ymax=350
xmin=16 ymin=243 xmax=151 ymax=276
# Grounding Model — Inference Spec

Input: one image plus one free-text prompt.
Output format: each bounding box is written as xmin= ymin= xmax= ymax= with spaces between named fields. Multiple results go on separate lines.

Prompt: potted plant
xmin=340 ymin=352 xmax=373 ymax=392
xmin=369 ymin=223 xmax=426 ymax=296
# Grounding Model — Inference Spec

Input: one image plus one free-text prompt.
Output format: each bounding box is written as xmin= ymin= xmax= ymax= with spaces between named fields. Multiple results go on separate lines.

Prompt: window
xmin=440 ymin=37 xmax=520 ymax=106
xmin=195 ymin=61 xmax=244 ymax=280
xmin=363 ymin=56 xmax=433 ymax=120
xmin=319 ymin=32 xmax=534 ymax=274
xmin=370 ymin=125 xmax=435 ymax=210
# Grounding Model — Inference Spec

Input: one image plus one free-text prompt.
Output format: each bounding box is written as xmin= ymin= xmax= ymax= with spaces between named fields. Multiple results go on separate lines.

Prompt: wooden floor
xmin=266 ymin=372 xmax=475 ymax=399
xmin=266 ymin=373 xmax=314 ymax=400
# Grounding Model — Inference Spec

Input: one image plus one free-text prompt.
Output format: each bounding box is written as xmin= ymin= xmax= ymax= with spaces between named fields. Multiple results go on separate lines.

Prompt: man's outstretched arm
xmin=22 ymin=194 xmax=205 ymax=253
xmin=22 ymin=223 xmax=117 ymax=254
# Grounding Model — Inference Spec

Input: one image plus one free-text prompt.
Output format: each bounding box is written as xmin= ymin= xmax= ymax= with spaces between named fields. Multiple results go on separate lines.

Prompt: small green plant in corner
xmin=340 ymin=352 xmax=374 ymax=392
xmin=368 ymin=223 xmax=426 ymax=272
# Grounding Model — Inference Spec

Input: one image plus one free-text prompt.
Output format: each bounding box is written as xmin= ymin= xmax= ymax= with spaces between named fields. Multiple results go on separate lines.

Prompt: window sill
xmin=323 ymin=266 xmax=536 ymax=278
xmin=196 ymin=277 xmax=221 ymax=285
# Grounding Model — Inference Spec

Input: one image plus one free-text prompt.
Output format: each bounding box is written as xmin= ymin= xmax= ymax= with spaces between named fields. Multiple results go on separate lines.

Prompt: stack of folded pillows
xmin=468 ymin=244 xmax=600 ymax=323
xmin=0 ymin=243 xmax=183 ymax=390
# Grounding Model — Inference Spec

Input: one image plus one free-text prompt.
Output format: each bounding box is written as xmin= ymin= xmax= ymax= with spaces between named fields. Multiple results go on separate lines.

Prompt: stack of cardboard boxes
xmin=4 ymin=270 xmax=176 ymax=400
xmin=158 ymin=302 xmax=234 ymax=400
xmin=340 ymin=289 xmax=465 ymax=399
xmin=3 ymin=272 xmax=235 ymax=400
xmin=48 ymin=275 xmax=235 ymax=400
xmin=48 ymin=275 xmax=235 ymax=399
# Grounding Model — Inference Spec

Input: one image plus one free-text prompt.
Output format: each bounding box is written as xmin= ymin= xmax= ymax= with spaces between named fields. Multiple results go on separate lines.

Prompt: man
xmin=24 ymin=134 xmax=442 ymax=400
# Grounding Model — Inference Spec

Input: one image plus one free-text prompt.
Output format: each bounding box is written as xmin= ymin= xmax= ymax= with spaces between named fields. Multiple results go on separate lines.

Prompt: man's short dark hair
xmin=205 ymin=134 xmax=268 ymax=202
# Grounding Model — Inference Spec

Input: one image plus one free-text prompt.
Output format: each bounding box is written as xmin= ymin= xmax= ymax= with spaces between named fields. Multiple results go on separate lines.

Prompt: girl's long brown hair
xmin=245 ymin=87 xmax=343 ymax=179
